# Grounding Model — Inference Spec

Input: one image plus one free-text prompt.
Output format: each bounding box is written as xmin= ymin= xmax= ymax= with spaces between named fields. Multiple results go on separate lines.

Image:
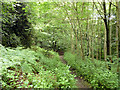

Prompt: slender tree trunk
xmin=86 ymin=3 xmax=89 ymax=57
xmin=99 ymin=36 xmax=102 ymax=60
xmin=118 ymin=2 xmax=120 ymax=87
xmin=96 ymin=20 xmax=99 ymax=60
xmin=92 ymin=19 xmax=94 ymax=60
xmin=100 ymin=20 xmax=103 ymax=60
xmin=89 ymin=35 xmax=91 ymax=58
xmin=87 ymin=19 xmax=90 ymax=58
xmin=92 ymin=3 xmax=95 ymax=60
xmin=116 ymin=1 xmax=120 ymax=88
xmin=116 ymin=25 xmax=119 ymax=58
xmin=98 ymin=20 xmax=101 ymax=60
xmin=119 ymin=2 xmax=120 ymax=58
xmin=116 ymin=1 xmax=120 ymax=74
xmin=116 ymin=1 xmax=119 ymax=58
xmin=75 ymin=29 xmax=78 ymax=52
xmin=108 ymin=1 xmax=112 ymax=57
xmin=71 ymin=29 xmax=74 ymax=53
xmin=88 ymin=20 xmax=91 ymax=58
xmin=109 ymin=23 xmax=112 ymax=58
xmin=104 ymin=21 xmax=107 ymax=61
xmin=103 ymin=1 xmax=110 ymax=56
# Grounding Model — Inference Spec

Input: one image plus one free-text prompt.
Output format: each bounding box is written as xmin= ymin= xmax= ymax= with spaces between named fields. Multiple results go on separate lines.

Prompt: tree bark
xmin=116 ymin=1 xmax=119 ymax=58
xmin=96 ymin=20 xmax=99 ymax=60
xmin=99 ymin=20 xmax=102 ymax=60
xmin=104 ymin=21 xmax=107 ymax=61
xmin=109 ymin=23 xmax=112 ymax=58
xmin=103 ymin=1 xmax=110 ymax=56
xmin=88 ymin=20 xmax=91 ymax=58
xmin=92 ymin=19 xmax=94 ymax=60
xmin=116 ymin=1 xmax=120 ymax=74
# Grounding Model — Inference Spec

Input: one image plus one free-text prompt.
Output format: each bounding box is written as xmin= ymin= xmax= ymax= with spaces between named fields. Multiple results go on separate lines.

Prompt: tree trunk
xmin=92 ymin=19 xmax=94 ymax=60
xmin=103 ymin=1 xmax=107 ymax=61
xmin=116 ymin=1 xmax=119 ymax=58
xmin=119 ymin=2 xmax=120 ymax=58
xmin=104 ymin=21 xmax=107 ymax=61
xmin=103 ymin=1 xmax=110 ymax=56
xmin=109 ymin=23 xmax=112 ymax=58
xmin=75 ymin=29 xmax=78 ymax=52
xmin=116 ymin=1 xmax=120 ymax=74
xmin=96 ymin=20 xmax=99 ymax=60
xmin=89 ymin=35 xmax=91 ymax=58
xmin=99 ymin=36 xmax=102 ymax=60
xmin=99 ymin=20 xmax=101 ymax=60
xmin=71 ymin=29 xmax=74 ymax=53
xmin=87 ymin=19 xmax=91 ymax=58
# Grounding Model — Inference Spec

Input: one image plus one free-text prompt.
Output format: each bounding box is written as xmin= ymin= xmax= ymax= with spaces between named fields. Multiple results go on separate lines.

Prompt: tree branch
xmin=93 ymin=1 xmax=104 ymax=20
xmin=109 ymin=0 xmax=117 ymax=7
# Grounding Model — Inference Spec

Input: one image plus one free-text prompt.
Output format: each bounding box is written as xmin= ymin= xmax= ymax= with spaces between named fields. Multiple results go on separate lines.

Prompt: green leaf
xmin=21 ymin=62 xmax=33 ymax=73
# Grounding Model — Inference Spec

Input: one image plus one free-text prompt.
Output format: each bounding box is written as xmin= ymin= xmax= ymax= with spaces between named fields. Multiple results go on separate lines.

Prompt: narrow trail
xmin=59 ymin=55 xmax=91 ymax=88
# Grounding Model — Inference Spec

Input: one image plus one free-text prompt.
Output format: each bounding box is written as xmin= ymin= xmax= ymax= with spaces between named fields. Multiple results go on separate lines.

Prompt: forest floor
xmin=59 ymin=55 xmax=91 ymax=88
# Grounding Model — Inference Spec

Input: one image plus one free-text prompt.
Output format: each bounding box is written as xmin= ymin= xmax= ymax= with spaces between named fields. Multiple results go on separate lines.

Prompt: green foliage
xmin=31 ymin=46 xmax=77 ymax=88
xmin=27 ymin=2 xmax=72 ymax=51
xmin=1 ymin=44 xmax=77 ymax=88
xmin=64 ymin=52 xmax=118 ymax=89
xmin=2 ymin=2 xmax=33 ymax=48
xmin=1 ymin=1 xmax=119 ymax=89
xmin=2 ymin=69 xmax=56 ymax=88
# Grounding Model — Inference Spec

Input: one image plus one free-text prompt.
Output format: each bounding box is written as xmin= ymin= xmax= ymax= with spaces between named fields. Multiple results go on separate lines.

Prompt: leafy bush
xmin=1 ymin=44 xmax=77 ymax=88
xmin=64 ymin=52 xmax=118 ymax=89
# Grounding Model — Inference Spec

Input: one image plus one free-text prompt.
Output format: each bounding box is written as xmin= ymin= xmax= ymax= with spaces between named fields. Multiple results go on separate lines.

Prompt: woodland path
xmin=59 ymin=55 xmax=91 ymax=88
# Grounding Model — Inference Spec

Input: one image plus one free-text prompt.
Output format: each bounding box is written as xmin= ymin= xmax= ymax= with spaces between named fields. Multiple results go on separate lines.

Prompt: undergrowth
xmin=64 ymin=52 xmax=119 ymax=89
xmin=1 ymin=45 xmax=77 ymax=88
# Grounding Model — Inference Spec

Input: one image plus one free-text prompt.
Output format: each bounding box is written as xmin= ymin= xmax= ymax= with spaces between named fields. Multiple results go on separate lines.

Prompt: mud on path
xmin=59 ymin=55 xmax=91 ymax=88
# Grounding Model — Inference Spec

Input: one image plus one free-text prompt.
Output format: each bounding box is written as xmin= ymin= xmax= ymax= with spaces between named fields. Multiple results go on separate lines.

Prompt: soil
xmin=59 ymin=55 xmax=91 ymax=88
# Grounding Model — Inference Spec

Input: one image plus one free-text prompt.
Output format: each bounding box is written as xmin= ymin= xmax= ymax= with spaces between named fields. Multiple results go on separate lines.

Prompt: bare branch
xmin=93 ymin=1 xmax=104 ymax=20
xmin=108 ymin=0 xmax=117 ymax=7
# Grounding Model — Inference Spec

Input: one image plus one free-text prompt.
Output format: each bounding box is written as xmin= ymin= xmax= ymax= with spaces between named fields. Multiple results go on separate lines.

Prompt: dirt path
xmin=59 ymin=55 xmax=91 ymax=88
